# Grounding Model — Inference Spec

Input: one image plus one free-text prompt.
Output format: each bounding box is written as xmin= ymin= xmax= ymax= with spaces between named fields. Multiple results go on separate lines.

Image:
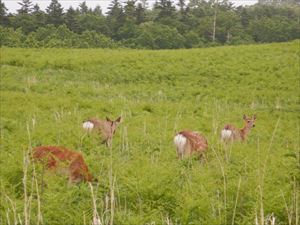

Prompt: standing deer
xmin=174 ymin=130 xmax=208 ymax=159
xmin=221 ymin=114 xmax=256 ymax=142
xmin=33 ymin=146 xmax=94 ymax=183
xmin=82 ymin=116 xmax=122 ymax=148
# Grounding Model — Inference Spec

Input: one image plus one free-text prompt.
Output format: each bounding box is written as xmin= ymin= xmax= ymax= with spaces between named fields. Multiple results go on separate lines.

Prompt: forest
xmin=0 ymin=0 xmax=299 ymax=49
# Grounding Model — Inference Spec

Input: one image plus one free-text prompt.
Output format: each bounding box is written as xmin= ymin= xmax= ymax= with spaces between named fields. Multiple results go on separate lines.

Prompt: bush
xmin=0 ymin=25 xmax=115 ymax=48
xmin=135 ymin=22 xmax=185 ymax=49
xmin=0 ymin=26 xmax=23 ymax=47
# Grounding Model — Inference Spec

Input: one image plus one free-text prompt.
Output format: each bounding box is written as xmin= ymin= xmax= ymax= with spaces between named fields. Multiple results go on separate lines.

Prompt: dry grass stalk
xmin=89 ymin=183 xmax=102 ymax=225
xmin=231 ymin=176 xmax=242 ymax=225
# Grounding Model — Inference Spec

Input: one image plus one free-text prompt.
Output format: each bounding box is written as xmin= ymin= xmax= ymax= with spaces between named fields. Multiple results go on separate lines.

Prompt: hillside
xmin=0 ymin=41 xmax=299 ymax=224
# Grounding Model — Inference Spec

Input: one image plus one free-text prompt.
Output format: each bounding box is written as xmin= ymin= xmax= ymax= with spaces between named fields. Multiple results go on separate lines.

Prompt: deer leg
xmin=80 ymin=132 xmax=87 ymax=147
xmin=177 ymin=154 xmax=183 ymax=160
xmin=68 ymin=176 xmax=74 ymax=185
xmin=176 ymin=148 xmax=184 ymax=159
xmin=41 ymin=164 xmax=45 ymax=195
xmin=106 ymin=138 xmax=112 ymax=149
xmin=199 ymin=153 xmax=207 ymax=164
xmin=177 ymin=152 xmax=182 ymax=160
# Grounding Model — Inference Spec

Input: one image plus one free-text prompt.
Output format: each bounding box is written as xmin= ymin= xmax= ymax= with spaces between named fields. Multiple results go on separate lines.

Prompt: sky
xmin=3 ymin=0 xmax=258 ymax=14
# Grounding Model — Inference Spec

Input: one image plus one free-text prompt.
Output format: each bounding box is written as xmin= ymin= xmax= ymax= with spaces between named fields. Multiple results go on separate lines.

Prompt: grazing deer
xmin=174 ymin=130 xmax=208 ymax=159
xmin=82 ymin=116 xmax=122 ymax=148
xmin=221 ymin=114 xmax=256 ymax=142
xmin=33 ymin=146 xmax=93 ymax=183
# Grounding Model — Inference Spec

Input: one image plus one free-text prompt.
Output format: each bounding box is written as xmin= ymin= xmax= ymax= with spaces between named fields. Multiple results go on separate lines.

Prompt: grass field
xmin=0 ymin=41 xmax=299 ymax=225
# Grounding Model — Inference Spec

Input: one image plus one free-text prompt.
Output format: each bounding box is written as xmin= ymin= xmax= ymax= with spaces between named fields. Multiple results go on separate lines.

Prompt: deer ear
xmin=115 ymin=116 xmax=122 ymax=123
xmin=106 ymin=117 xmax=111 ymax=121
xmin=243 ymin=114 xmax=247 ymax=120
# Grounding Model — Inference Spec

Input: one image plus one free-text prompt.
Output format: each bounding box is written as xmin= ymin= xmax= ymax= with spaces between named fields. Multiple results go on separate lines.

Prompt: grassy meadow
xmin=0 ymin=41 xmax=299 ymax=225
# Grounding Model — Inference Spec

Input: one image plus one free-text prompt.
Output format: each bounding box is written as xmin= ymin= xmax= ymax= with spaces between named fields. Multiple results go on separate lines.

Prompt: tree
xmin=106 ymin=0 xmax=125 ymax=38
xmin=214 ymin=10 xmax=240 ymax=43
xmin=136 ymin=22 xmax=185 ymax=49
xmin=32 ymin=4 xmax=41 ymax=14
xmin=13 ymin=0 xmax=36 ymax=34
xmin=78 ymin=14 xmax=108 ymax=34
xmin=258 ymin=0 xmax=300 ymax=5
xmin=65 ymin=7 xmax=80 ymax=33
xmin=82 ymin=30 xmax=115 ymax=48
xmin=17 ymin=0 xmax=33 ymax=14
xmin=107 ymin=0 xmax=123 ymax=17
xmin=177 ymin=0 xmax=186 ymax=14
xmin=46 ymin=0 xmax=64 ymax=26
xmin=0 ymin=26 xmax=23 ymax=47
xmin=32 ymin=4 xmax=46 ymax=29
xmin=116 ymin=0 xmax=140 ymax=40
xmin=124 ymin=0 xmax=136 ymax=22
xmin=236 ymin=6 xmax=251 ymax=28
xmin=154 ymin=0 xmax=177 ymax=27
xmin=0 ymin=0 xmax=7 ymax=17
xmin=212 ymin=0 xmax=218 ymax=42
xmin=184 ymin=30 xmax=204 ymax=48
xmin=0 ymin=0 xmax=8 ymax=26
xmin=136 ymin=3 xmax=146 ymax=24
xmin=155 ymin=0 xmax=176 ymax=19
xmin=79 ymin=1 xmax=89 ymax=14
xmin=250 ymin=16 xmax=300 ymax=42
xmin=34 ymin=24 xmax=57 ymax=42
xmin=175 ymin=1 xmax=195 ymax=34
xmin=93 ymin=5 xmax=103 ymax=16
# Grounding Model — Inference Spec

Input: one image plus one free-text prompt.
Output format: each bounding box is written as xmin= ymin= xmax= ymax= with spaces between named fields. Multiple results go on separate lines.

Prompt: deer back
xmin=179 ymin=131 xmax=208 ymax=154
xmin=33 ymin=146 xmax=93 ymax=183
xmin=222 ymin=124 xmax=241 ymax=140
xmin=87 ymin=119 xmax=112 ymax=139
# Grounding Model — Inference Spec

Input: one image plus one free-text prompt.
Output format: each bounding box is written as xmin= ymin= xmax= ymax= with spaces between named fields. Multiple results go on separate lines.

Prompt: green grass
xmin=0 ymin=41 xmax=299 ymax=225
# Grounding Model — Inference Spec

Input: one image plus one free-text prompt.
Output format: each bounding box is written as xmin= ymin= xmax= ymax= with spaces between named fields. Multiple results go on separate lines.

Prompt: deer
xmin=33 ymin=146 xmax=94 ymax=183
xmin=82 ymin=116 xmax=122 ymax=148
xmin=174 ymin=130 xmax=208 ymax=159
xmin=221 ymin=114 xmax=256 ymax=142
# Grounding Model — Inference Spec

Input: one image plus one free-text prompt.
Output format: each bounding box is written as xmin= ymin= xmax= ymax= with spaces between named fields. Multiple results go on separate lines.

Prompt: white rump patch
xmin=221 ymin=129 xmax=232 ymax=139
xmin=82 ymin=121 xmax=94 ymax=131
xmin=174 ymin=134 xmax=187 ymax=154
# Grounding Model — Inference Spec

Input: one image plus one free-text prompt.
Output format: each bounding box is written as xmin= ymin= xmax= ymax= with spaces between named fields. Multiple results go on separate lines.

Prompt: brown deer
xmin=82 ymin=116 xmax=122 ymax=148
xmin=221 ymin=114 xmax=256 ymax=142
xmin=33 ymin=146 xmax=94 ymax=183
xmin=174 ymin=130 xmax=208 ymax=159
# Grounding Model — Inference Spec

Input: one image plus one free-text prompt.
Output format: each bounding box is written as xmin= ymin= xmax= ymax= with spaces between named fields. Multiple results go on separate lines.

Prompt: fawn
xmin=221 ymin=114 xmax=256 ymax=142
xmin=174 ymin=130 xmax=208 ymax=159
xmin=33 ymin=146 xmax=94 ymax=183
xmin=82 ymin=116 xmax=122 ymax=148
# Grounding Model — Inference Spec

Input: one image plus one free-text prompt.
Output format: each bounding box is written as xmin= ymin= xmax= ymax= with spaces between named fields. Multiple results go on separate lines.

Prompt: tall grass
xmin=0 ymin=41 xmax=299 ymax=224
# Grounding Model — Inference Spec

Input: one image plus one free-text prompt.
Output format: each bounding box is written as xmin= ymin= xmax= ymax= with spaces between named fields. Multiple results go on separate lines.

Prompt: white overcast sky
xmin=3 ymin=0 xmax=258 ymax=14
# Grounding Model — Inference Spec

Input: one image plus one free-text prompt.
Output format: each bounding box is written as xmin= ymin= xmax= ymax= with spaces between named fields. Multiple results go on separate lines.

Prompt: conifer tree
xmin=136 ymin=3 xmax=146 ymax=24
xmin=46 ymin=0 xmax=64 ymax=26
xmin=32 ymin=4 xmax=45 ymax=28
xmin=106 ymin=0 xmax=125 ymax=38
xmin=65 ymin=6 xmax=80 ymax=32
xmin=0 ymin=0 xmax=8 ymax=25
xmin=93 ymin=5 xmax=103 ymax=16
xmin=17 ymin=0 xmax=33 ymax=14
xmin=79 ymin=1 xmax=89 ymax=14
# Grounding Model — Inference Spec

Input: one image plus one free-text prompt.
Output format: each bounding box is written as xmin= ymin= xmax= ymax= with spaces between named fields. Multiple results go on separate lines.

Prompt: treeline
xmin=0 ymin=0 xmax=299 ymax=49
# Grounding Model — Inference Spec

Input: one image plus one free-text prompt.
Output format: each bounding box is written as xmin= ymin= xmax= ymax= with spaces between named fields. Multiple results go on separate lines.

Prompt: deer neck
xmin=240 ymin=125 xmax=252 ymax=140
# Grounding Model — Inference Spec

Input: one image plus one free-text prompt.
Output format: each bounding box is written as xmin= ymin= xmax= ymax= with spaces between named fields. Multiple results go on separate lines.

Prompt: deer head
xmin=106 ymin=116 xmax=122 ymax=136
xmin=243 ymin=114 xmax=256 ymax=129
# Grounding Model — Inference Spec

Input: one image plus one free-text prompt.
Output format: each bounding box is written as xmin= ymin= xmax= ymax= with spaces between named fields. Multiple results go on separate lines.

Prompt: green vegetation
xmin=0 ymin=41 xmax=299 ymax=224
xmin=0 ymin=0 xmax=300 ymax=49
